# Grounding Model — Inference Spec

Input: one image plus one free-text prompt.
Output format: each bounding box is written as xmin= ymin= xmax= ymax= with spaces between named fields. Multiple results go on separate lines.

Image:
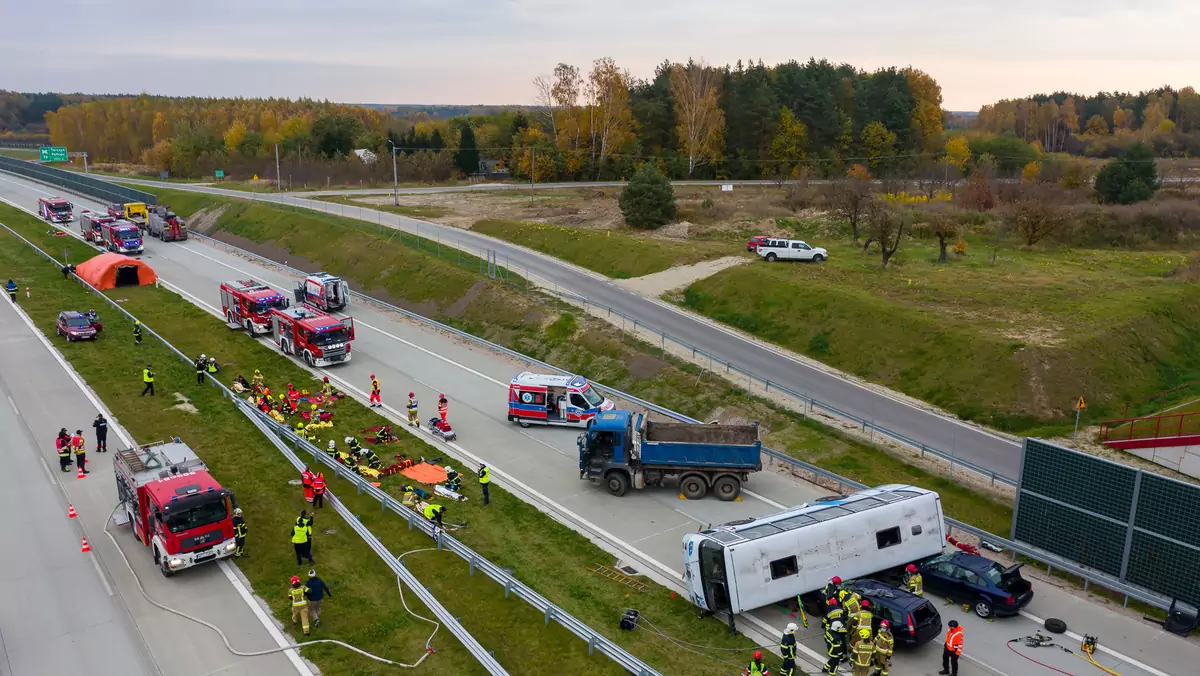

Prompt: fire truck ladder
xmin=591 ymin=564 xmax=647 ymax=592
xmin=115 ymin=446 xmax=146 ymax=473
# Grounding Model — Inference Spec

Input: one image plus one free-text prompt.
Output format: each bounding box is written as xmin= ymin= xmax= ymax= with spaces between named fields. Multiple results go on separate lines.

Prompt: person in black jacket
xmin=305 ymin=569 xmax=333 ymax=627
xmin=92 ymin=414 xmax=108 ymax=452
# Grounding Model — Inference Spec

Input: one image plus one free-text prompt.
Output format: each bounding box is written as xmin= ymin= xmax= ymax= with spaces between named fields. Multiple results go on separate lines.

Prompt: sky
xmin=4 ymin=0 xmax=1199 ymax=110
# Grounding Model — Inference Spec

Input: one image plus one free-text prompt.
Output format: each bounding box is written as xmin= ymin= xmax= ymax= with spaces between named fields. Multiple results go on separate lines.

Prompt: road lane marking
xmin=219 ymin=561 xmax=314 ymax=676
xmin=1019 ymin=610 xmax=1170 ymax=676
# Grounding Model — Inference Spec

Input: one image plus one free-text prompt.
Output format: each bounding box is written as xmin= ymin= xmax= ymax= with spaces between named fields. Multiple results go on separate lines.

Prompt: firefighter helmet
xmin=291 ymin=575 xmax=301 ymax=585
xmin=906 ymin=564 xmax=917 ymax=573
xmin=831 ymin=575 xmax=842 ymax=585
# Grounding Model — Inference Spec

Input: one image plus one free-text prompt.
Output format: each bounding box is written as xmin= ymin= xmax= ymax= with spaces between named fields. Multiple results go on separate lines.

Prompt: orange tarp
xmin=401 ymin=464 xmax=448 ymax=485
xmin=75 ymin=253 xmax=157 ymax=290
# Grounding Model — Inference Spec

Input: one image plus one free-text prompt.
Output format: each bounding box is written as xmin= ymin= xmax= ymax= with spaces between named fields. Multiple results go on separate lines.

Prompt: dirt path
xmin=614 ymin=256 xmax=752 ymax=297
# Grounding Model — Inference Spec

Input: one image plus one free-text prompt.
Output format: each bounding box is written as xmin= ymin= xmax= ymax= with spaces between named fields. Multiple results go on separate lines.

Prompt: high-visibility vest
xmin=876 ymin=630 xmax=894 ymax=657
xmin=478 ymin=466 xmax=490 ymax=484
xmin=945 ymin=627 xmax=964 ymax=655
xmin=301 ymin=471 xmax=314 ymax=487
xmin=71 ymin=436 xmax=86 ymax=455
xmin=842 ymin=592 xmax=861 ymax=617
xmin=407 ymin=397 xmax=418 ymax=412
xmin=289 ymin=586 xmax=308 ymax=606
xmin=56 ymin=438 xmax=71 ymax=458
xmin=857 ymin=610 xmax=874 ymax=633
xmin=745 ymin=659 xmax=767 ymax=676
xmin=823 ymin=607 xmax=844 ymax=629
xmin=371 ymin=379 xmax=380 ymax=393
xmin=291 ymin=524 xmax=309 ymax=544
xmin=437 ymin=401 xmax=447 ymax=415
xmin=852 ymin=638 xmax=875 ymax=667
xmin=424 ymin=504 xmax=443 ymax=520
xmin=142 ymin=369 xmax=154 ymax=383
xmin=312 ymin=476 xmax=326 ymax=494
xmin=207 ymin=362 xmax=218 ymax=373
xmin=906 ymin=572 xmax=924 ymax=597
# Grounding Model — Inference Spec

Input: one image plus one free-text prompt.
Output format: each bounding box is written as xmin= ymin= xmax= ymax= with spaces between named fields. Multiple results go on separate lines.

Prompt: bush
xmin=619 ymin=163 xmax=677 ymax=228
xmin=1094 ymin=142 xmax=1160 ymax=205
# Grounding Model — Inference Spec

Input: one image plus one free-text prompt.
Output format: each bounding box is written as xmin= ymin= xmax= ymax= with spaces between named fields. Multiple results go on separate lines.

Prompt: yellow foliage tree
xmin=668 ymin=59 xmax=725 ymax=177
xmin=1021 ymin=161 xmax=1041 ymax=184
xmin=1083 ymin=114 xmax=1109 ymax=135
xmin=768 ymin=107 xmax=808 ymax=178
xmin=903 ymin=68 xmax=945 ymax=151
xmin=223 ymin=120 xmax=248 ymax=155
xmin=944 ymin=136 xmax=971 ymax=170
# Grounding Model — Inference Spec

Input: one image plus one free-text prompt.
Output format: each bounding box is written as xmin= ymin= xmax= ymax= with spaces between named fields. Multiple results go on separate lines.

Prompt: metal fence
xmin=0 ymin=155 xmax=158 ymax=205
xmin=0 ymin=218 xmax=661 ymax=676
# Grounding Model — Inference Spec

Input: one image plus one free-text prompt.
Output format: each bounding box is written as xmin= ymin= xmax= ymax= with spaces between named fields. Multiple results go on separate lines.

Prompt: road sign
xmin=1075 ymin=396 xmax=1087 ymax=410
xmin=39 ymin=146 xmax=68 ymax=163
xmin=721 ymin=184 xmax=733 ymax=192
xmin=214 ymin=170 xmax=225 ymax=179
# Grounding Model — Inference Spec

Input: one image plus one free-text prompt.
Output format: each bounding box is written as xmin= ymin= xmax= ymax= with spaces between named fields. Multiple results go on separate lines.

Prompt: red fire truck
xmin=270 ymin=306 xmax=355 ymax=367
xmin=220 ymin=279 xmax=290 ymax=335
xmin=80 ymin=211 xmax=115 ymax=244
xmin=101 ymin=219 xmax=144 ymax=255
xmin=114 ymin=439 xmax=238 ymax=577
xmin=38 ymin=196 xmax=74 ymax=223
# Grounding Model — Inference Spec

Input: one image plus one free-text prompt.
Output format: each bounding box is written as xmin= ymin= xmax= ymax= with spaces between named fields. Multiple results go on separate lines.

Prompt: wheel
xmin=605 ymin=471 xmax=630 ymax=497
xmin=766 ymin=253 xmax=778 ymax=262
xmin=812 ymin=254 xmax=825 ymax=262
xmin=681 ymin=475 xmax=707 ymax=500
xmin=974 ymin=598 xmax=994 ymax=618
xmin=1044 ymin=618 xmax=1067 ymax=634
xmin=303 ymin=351 xmax=314 ymax=366
xmin=280 ymin=339 xmax=291 ymax=355
xmin=517 ymin=419 xmax=531 ymax=428
xmin=713 ymin=475 xmax=741 ymax=501
xmin=160 ymin=558 xmax=175 ymax=578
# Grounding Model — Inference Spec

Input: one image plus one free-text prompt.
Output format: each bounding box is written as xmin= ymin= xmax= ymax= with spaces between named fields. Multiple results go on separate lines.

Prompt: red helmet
xmin=323 ymin=376 xmax=329 ymax=382
xmin=753 ymin=651 xmax=762 ymax=660
xmin=290 ymin=575 xmax=300 ymax=584
xmin=827 ymin=597 xmax=839 ymax=606
xmin=287 ymin=383 xmax=294 ymax=388
xmin=409 ymin=392 xmax=415 ymax=398
xmin=831 ymin=576 xmax=842 ymax=585
xmin=439 ymin=393 xmax=445 ymax=398
xmin=371 ymin=374 xmax=376 ymax=379
xmin=880 ymin=620 xmax=890 ymax=629
xmin=860 ymin=599 xmax=870 ymax=608
xmin=906 ymin=564 xmax=917 ymax=573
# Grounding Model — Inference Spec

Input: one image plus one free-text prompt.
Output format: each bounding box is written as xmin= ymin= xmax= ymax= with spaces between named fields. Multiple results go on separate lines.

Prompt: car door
xmin=569 ymin=392 xmax=590 ymax=421
xmin=945 ymin=564 xmax=983 ymax=603
xmin=791 ymin=241 xmax=811 ymax=261
xmin=922 ymin=561 xmax=957 ymax=597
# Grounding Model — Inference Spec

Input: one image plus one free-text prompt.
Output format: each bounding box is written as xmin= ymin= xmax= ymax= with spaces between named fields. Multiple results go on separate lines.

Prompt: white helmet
xmin=786 ymin=622 xmax=798 ymax=633
xmin=444 ymin=465 xmax=453 ymax=473
xmin=831 ymin=621 xmax=844 ymax=632
xmin=200 ymin=353 xmax=206 ymax=359
xmin=344 ymin=436 xmax=353 ymax=444
xmin=328 ymin=440 xmax=336 ymax=449
xmin=234 ymin=508 xmax=243 ymax=516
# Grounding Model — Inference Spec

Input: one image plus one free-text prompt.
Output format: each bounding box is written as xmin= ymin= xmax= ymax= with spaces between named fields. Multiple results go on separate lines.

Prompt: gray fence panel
xmin=0 ymin=156 xmax=157 ymax=205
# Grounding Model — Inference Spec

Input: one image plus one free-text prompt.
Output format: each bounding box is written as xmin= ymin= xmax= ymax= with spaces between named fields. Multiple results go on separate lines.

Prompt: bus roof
xmin=511 ymin=371 xmax=588 ymax=389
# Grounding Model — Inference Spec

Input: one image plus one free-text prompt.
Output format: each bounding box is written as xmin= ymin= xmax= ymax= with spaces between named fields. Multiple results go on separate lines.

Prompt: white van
xmin=756 ymin=238 xmax=828 ymax=262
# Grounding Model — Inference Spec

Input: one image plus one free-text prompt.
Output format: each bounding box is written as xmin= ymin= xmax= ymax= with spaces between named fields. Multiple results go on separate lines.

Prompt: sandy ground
xmin=615 ymin=255 xmax=752 ymax=297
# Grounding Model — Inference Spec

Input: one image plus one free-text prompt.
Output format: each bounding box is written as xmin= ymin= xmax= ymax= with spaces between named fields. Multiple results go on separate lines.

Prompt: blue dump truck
xmin=578 ymin=410 xmax=762 ymax=500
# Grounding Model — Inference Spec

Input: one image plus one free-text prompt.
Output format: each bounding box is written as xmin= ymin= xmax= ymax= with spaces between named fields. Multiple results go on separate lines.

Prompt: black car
xmin=918 ymin=552 xmax=1034 ymax=618
xmin=843 ymin=579 xmax=942 ymax=647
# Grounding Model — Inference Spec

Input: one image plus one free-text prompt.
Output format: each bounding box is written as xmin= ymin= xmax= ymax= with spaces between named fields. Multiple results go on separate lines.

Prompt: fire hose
xmin=103 ymin=504 xmax=439 ymax=668
xmin=1005 ymin=632 xmax=1123 ymax=676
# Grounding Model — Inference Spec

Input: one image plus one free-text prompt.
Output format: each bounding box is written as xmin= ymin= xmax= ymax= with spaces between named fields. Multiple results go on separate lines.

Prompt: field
xmin=0 ymin=202 xmax=790 ymax=675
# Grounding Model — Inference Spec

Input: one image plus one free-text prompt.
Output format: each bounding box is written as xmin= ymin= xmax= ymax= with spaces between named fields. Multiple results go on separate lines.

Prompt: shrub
xmin=619 ymin=163 xmax=677 ymax=228
xmin=1094 ymin=142 xmax=1160 ymax=205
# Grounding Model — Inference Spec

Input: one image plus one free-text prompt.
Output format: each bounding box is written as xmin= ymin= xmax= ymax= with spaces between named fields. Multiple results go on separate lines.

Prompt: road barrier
xmin=0 ymin=156 xmax=158 ymax=205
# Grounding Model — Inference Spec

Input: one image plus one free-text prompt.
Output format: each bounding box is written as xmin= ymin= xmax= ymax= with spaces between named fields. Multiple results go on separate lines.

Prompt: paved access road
xmin=116 ymin=175 xmax=1025 ymax=480
xmin=0 ymin=278 xmax=306 ymax=675
xmin=2 ymin=172 xmax=1194 ymax=676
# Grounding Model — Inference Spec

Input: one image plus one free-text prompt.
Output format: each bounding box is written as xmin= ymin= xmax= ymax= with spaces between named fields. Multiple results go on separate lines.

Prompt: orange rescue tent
xmin=75 ymin=253 xmax=158 ymax=290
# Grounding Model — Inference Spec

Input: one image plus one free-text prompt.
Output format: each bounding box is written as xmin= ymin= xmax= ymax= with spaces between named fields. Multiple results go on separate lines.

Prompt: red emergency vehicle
xmin=220 ymin=279 xmax=290 ymax=335
xmin=80 ymin=211 xmax=115 ymax=244
xmin=38 ymin=196 xmax=73 ymax=223
xmin=508 ymin=372 xmax=615 ymax=428
xmin=293 ymin=272 xmax=350 ymax=312
xmin=101 ymin=219 xmax=144 ymax=255
xmin=269 ymin=306 xmax=355 ymax=367
xmin=113 ymin=439 xmax=238 ymax=577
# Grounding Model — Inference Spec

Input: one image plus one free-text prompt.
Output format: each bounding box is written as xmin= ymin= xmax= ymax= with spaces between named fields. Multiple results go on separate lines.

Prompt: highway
xmin=116 ymin=175 xmax=1025 ymax=481
xmin=1 ymin=170 xmax=1194 ymax=676
xmin=0 ymin=276 xmax=307 ymax=675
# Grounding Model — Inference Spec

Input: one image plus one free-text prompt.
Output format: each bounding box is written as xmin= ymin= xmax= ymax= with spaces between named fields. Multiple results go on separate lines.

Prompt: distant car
xmin=755 ymin=238 xmax=828 ymax=262
xmin=843 ymin=579 xmax=942 ymax=647
xmin=746 ymin=235 xmax=770 ymax=252
xmin=918 ymin=552 xmax=1033 ymax=618
xmin=56 ymin=311 xmax=98 ymax=342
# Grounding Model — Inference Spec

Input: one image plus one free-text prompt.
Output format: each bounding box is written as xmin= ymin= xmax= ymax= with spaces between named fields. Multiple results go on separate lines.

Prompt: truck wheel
xmin=605 ymin=471 xmax=630 ymax=497
xmin=517 ymin=419 xmax=531 ymax=428
xmin=303 ymin=351 xmax=314 ymax=367
xmin=713 ymin=475 xmax=741 ymax=501
xmin=280 ymin=339 xmax=291 ymax=355
xmin=155 ymin=548 xmax=175 ymax=578
xmin=681 ymin=475 xmax=707 ymax=500
xmin=766 ymin=253 xmax=778 ymax=262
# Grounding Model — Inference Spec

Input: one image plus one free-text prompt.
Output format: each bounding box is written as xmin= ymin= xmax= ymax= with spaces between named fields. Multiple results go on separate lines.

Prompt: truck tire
xmin=155 ymin=548 xmax=175 ymax=578
xmin=681 ymin=475 xmax=707 ymax=500
xmin=605 ymin=471 xmax=630 ymax=497
xmin=713 ymin=475 xmax=741 ymax=501
xmin=766 ymin=253 xmax=778 ymax=262
xmin=303 ymin=350 xmax=314 ymax=367
xmin=1044 ymin=618 xmax=1067 ymax=634
xmin=280 ymin=338 xmax=291 ymax=355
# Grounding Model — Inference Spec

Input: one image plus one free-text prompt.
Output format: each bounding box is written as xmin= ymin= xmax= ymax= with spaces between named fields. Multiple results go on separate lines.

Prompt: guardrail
xmin=1100 ymin=411 xmax=1200 ymax=444
xmin=0 ymin=155 xmax=158 ymax=205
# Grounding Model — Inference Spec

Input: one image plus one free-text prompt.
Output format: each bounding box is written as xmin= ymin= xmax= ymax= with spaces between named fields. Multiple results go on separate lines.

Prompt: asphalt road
xmin=1 ymin=172 xmax=1193 ymax=676
xmin=114 ymin=174 xmax=1025 ymax=480
xmin=0 ymin=272 xmax=306 ymax=675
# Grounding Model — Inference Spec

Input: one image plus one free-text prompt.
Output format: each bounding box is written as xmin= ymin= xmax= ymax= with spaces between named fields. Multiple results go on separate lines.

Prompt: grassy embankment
xmin=682 ymin=218 xmax=1200 ymax=435
xmin=313 ymin=194 xmax=454 ymax=220
xmin=134 ymin=185 xmax=1015 ymax=538
xmin=0 ymin=147 xmax=40 ymax=158
xmin=1 ymin=201 xmax=788 ymax=675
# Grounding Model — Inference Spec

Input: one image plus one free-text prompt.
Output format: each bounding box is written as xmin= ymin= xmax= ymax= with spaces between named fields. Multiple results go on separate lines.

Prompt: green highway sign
xmin=39 ymin=146 xmax=68 ymax=163
xmin=215 ymin=170 xmax=225 ymax=179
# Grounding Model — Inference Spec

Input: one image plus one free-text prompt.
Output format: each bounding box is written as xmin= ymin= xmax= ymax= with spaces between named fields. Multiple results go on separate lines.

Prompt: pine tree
xmin=619 ymin=163 xmax=677 ymax=228
xmin=454 ymin=124 xmax=480 ymax=176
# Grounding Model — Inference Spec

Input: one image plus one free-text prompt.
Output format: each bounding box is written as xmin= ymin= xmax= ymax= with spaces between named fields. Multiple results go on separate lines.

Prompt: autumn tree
xmin=860 ymin=121 xmax=896 ymax=173
xmin=944 ymin=136 xmax=971 ymax=172
xmin=828 ymin=165 xmax=872 ymax=242
xmin=619 ymin=163 xmax=677 ymax=228
xmin=1020 ymin=161 xmax=1041 ymax=184
xmin=511 ymin=127 xmax=558 ymax=182
xmin=588 ymin=57 xmax=634 ymax=176
xmin=960 ymin=157 xmax=996 ymax=212
xmin=1008 ymin=199 xmax=1064 ymax=246
xmin=904 ymin=68 xmax=944 ymax=151
xmin=864 ymin=199 xmax=906 ymax=267
xmin=768 ymin=107 xmax=808 ymax=179
xmin=1083 ymin=114 xmax=1109 ymax=136
xmin=668 ymin=59 xmax=725 ymax=177
xmin=223 ymin=120 xmax=248 ymax=155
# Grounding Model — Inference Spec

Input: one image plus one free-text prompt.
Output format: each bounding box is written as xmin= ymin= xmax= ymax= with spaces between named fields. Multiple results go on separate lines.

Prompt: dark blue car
xmin=917 ymin=552 xmax=1033 ymax=618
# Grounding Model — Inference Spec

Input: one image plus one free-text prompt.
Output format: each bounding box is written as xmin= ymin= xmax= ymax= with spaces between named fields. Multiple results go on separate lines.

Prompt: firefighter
xmin=424 ymin=502 xmax=445 ymax=530
xmin=207 ymin=357 xmax=219 ymax=375
xmin=92 ymin=413 xmax=108 ymax=452
xmin=904 ymin=564 xmax=923 ymax=597
xmin=141 ymin=364 xmax=155 ymax=396
xmin=359 ymin=446 xmax=382 ymax=470
xmin=823 ymin=596 xmax=845 ymax=633
xmin=301 ymin=466 xmax=315 ymax=503
xmin=56 ymin=429 xmax=73 ymax=472
xmin=822 ymin=576 xmax=844 ymax=604
xmin=824 ymin=621 xmax=846 ymax=675
xmin=850 ymin=627 xmax=875 ymax=676
xmin=444 ymin=465 xmax=462 ymax=492
xmin=325 ymin=439 xmax=338 ymax=459
xmin=874 ymin=620 xmax=894 ymax=676
xmin=839 ymin=588 xmax=861 ymax=634
xmin=133 ymin=320 xmax=143 ymax=345
xmin=195 ymin=354 xmax=207 ymax=384
xmin=292 ymin=510 xmax=315 ymax=565
xmin=232 ymin=508 xmax=248 ymax=557
xmin=312 ymin=472 xmax=326 ymax=509
xmin=321 ymin=376 xmax=333 ymax=397
xmin=780 ymin=622 xmax=798 ymax=676
xmin=252 ymin=369 xmax=264 ymax=389
xmin=478 ymin=463 xmax=490 ymax=505
xmin=345 ymin=436 xmax=362 ymax=455
xmin=401 ymin=484 xmax=419 ymax=508
xmin=72 ymin=430 xmax=88 ymax=474
xmin=856 ymin=599 xmax=874 ymax=641
xmin=369 ymin=374 xmax=381 ymax=408
xmin=5 ymin=279 xmax=15 ymax=303
xmin=743 ymin=650 xmax=769 ymax=676
xmin=288 ymin=576 xmax=311 ymax=636
xmin=437 ymin=394 xmax=448 ymax=423
xmin=407 ymin=392 xmax=419 ymax=427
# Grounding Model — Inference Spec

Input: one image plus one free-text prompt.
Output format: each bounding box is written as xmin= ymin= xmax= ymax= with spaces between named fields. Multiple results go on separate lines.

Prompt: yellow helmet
xmin=859 ymin=628 xmax=871 ymax=639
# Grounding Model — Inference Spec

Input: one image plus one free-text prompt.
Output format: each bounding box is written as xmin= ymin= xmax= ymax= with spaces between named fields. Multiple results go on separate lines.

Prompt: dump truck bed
xmin=644 ymin=420 xmax=760 ymax=446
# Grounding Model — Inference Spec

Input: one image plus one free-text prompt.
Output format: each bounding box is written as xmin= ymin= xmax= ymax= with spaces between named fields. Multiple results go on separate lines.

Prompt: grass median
xmin=1 ymin=202 xmax=791 ymax=675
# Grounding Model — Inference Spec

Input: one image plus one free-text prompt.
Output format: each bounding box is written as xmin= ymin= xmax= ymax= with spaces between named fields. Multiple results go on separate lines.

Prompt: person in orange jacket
xmin=939 ymin=620 xmax=963 ymax=676
xmin=437 ymin=394 xmax=448 ymax=423
xmin=369 ymin=374 xmax=382 ymax=408
xmin=311 ymin=472 xmax=326 ymax=509
xmin=301 ymin=466 xmax=315 ymax=503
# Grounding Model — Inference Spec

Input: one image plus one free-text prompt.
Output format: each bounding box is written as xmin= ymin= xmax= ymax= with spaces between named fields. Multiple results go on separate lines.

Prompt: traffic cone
xmin=76 ymin=466 xmax=86 ymax=479
xmin=80 ymin=538 xmax=91 ymax=553
xmin=67 ymin=503 xmax=77 ymax=518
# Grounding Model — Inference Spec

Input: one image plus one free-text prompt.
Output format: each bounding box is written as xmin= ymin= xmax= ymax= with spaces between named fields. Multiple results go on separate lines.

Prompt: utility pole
xmin=82 ymin=152 xmax=89 ymax=175
xmin=387 ymin=139 xmax=399 ymax=205
xmin=275 ymin=144 xmax=282 ymax=192
xmin=531 ymin=147 xmax=536 ymax=199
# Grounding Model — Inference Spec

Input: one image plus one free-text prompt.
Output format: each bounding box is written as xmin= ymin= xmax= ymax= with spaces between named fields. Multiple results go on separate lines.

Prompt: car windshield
xmin=165 ymin=499 xmax=228 ymax=533
xmin=979 ymin=561 xmax=1010 ymax=586
xmin=580 ymin=383 xmax=605 ymax=407
xmin=313 ymin=327 xmax=349 ymax=345
xmin=49 ymin=204 xmax=70 ymax=213
xmin=65 ymin=315 xmax=91 ymax=327
xmin=254 ymin=297 xmax=286 ymax=313
xmin=118 ymin=228 xmax=140 ymax=238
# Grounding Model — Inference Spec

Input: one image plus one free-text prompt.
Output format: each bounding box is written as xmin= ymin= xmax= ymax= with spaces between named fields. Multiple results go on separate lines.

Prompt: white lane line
xmin=743 ymin=489 xmax=786 ymax=510
xmin=219 ymin=561 xmax=314 ymax=676
xmin=7 ymin=394 xmax=18 ymax=416
xmin=1019 ymin=610 xmax=1170 ymax=676
xmin=90 ymin=551 xmax=116 ymax=597
xmin=0 ymin=173 xmax=57 ymax=197
xmin=38 ymin=456 xmax=56 ymax=485
xmin=629 ymin=523 xmax=693 ymax=545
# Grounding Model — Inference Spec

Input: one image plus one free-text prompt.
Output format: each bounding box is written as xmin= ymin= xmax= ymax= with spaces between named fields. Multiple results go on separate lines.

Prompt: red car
xmin=56 ymin=311 xmax=99 ymax=341
xmin=747 ymin=235 xmax=769 ymax=252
